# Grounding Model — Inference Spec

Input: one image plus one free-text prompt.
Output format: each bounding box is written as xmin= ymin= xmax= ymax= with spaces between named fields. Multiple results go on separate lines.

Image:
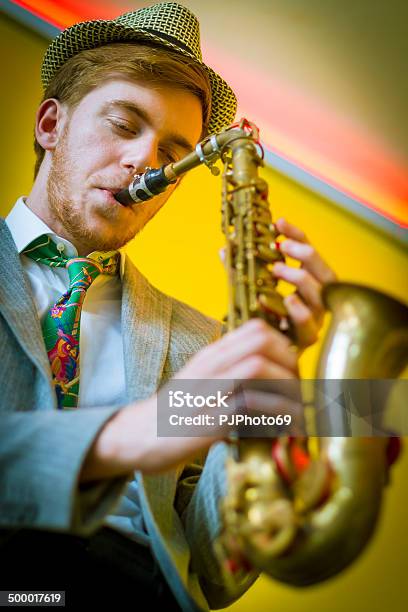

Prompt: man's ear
xmin=35 ymin=98 xmax=67 ymax=152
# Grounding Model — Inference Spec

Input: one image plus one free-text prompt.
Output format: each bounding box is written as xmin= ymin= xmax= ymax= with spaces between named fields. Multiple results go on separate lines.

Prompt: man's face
xmin=47 ymin=79 xmax=203 ymax=253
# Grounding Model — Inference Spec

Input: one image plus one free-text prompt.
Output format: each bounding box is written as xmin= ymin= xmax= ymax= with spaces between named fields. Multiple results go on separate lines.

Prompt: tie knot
xmin=22 ymin=235 xmax=120 ymax=279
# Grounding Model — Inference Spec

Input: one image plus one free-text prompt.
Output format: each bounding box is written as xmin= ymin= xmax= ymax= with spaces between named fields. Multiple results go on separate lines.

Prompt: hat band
xmin=141 ymin=28 xmax=196 ymax=57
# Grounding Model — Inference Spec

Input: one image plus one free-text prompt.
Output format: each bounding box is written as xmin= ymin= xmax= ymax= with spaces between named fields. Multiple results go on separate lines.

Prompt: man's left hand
xmin=273 ymin=217 xmax=337 ymax=349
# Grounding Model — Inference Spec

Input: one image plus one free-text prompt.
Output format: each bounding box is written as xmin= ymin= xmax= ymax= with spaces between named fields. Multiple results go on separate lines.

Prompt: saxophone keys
xmin=251 ymin=178 xmax=268 ymax=193
xmin=293 ymin=460 xmax=332 ymax=513
xmin=272 ymin=438 xmax=296 ymax=483
xmin=247 ymin=499 xmax=298 ymax=558
xmin=247 ymin=499 xmax=291 ymax=527
xmin=258 ymin=292 xmax=288 ymax=318
xmin=255 ymin=222 xmax=276 ymax=237
xmin=250 ymin=525 xmax=298 ymax=559
xmin=256 ymin=284 xmax=283 ymax=296
xmin=256 ymin=243 xmax=283 ymax=262
xmin=255 ymin=236 xmax=284 ymax=258
xmin=252 ymin=210 xmax=272 ymax=225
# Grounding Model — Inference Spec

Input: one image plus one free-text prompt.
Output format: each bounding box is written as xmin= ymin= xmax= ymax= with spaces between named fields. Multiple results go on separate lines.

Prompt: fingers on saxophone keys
xmin=279 ymin=239 xmax=337 ymax=285
xmin=284 ymin=294 xmax=319 ymax=348
xmin=273 ymin=264 xmax=324 ymax=314
xmin=228 ymin=355 xmax=297 ymax=380
xmin=275 ymin=217 xmax=308 ymax=243
xmin=214 ymin=318 xmax=298 ymax=374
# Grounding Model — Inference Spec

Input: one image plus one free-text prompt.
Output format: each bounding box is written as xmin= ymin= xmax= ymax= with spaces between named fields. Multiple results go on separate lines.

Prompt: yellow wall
xmin=1 ymin=13 xmax=407 ymax=612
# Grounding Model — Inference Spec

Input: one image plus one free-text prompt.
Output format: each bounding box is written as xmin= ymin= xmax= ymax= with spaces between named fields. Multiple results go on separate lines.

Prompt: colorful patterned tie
xmin=22 ymin=234 xmax=119 ymax=409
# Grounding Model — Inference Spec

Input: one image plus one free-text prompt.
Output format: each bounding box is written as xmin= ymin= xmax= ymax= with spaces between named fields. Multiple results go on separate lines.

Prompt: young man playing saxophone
xmin=0 ymin=3 xmax=336 ymax=610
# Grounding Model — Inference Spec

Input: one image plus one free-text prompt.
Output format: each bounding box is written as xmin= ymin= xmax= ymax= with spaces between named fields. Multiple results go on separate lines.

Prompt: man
xmin=0 ymin=3 xmax=336 ymax=610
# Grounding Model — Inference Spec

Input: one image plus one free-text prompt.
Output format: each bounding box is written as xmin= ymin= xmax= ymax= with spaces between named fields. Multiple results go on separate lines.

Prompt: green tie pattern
xmin=23 ymin=235 xmax=119 ymax=409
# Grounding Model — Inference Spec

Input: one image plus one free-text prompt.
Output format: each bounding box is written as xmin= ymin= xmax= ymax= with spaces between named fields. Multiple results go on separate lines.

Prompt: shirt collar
xmin=5 ymin=196 xmax=126 ymax=278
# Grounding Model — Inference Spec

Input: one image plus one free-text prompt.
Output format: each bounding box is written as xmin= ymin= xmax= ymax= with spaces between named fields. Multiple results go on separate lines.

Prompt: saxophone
xmin=115 ymin=119 xmax=408 ymax=587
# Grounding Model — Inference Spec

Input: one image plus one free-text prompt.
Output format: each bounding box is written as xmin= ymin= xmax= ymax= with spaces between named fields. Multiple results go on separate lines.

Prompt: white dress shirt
xmin=6 ymin=197 xmax=150 ymax=546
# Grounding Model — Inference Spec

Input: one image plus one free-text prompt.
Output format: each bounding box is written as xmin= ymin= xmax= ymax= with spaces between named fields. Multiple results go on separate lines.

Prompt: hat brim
xmin=41 ymin=20 xmax=237 ymax=134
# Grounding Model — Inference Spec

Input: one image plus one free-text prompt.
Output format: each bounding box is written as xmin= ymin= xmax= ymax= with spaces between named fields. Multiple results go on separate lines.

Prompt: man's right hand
xmin=79 ymin=318 xmax=303 ymax=482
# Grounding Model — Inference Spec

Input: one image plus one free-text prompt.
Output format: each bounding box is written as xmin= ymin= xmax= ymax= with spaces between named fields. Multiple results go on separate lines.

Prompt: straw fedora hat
xmin=41 ymin=2 xmax=237 ymax=134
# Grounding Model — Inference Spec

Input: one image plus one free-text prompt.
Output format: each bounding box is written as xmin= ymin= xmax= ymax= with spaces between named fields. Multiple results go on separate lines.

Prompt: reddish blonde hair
xmin=34 ymin=42 xmax=212 ymax=177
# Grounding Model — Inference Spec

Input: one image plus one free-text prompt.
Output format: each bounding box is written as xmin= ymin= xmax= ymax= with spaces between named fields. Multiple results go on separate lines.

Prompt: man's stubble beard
xmin=47 ymin=125 xmax=147 ymax=253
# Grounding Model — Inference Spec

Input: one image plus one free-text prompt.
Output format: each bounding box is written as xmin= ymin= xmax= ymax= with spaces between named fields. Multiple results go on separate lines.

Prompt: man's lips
xmin=99 ymin=186 xmax=123 ymax=195
xmin=97 ymin=188 xmax=126 ymax=206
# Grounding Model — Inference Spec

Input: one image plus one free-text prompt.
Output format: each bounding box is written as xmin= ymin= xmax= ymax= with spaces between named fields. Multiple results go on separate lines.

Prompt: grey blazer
xmin=0 ymin=219 xmax=259 ymax=611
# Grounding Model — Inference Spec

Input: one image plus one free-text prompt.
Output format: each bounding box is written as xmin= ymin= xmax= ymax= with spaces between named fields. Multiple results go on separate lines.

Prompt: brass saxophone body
xmin=116 ymin=119 xmax=408 ymax=587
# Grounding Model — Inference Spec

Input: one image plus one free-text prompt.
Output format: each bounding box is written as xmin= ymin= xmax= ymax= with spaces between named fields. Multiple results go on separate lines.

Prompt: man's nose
xmin=120 ymin=137 xmax=159 ymax=175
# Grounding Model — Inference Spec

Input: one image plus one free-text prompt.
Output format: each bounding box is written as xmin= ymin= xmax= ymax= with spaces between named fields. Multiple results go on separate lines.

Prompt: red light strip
xmin=10 ymin=0 xmax=66 ymax=29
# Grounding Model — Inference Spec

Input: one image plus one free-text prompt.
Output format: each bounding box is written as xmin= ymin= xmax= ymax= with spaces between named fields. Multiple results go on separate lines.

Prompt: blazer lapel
xmin=0 ymin=220 xmax=52 ymax=381
xmin=121 ymin=256 xmax=172 ymax=402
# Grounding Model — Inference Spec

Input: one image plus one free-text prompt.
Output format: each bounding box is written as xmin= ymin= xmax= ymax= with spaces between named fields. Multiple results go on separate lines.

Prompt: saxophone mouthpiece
xmin=115 ymin=185 xmax=138 ymax=206
xmin=115 ymin=166 xmax=174 ymax=206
